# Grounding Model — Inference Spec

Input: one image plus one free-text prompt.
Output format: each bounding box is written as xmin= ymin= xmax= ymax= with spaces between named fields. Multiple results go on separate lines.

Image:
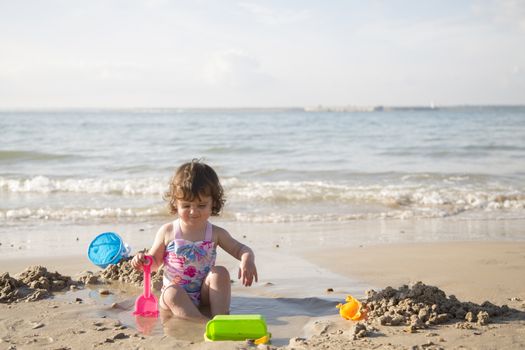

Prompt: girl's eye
xmin=198 ymin=204 xmax=207 ymax=208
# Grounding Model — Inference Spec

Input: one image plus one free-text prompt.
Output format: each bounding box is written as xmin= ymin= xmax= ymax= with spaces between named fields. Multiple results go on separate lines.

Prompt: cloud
xmin=472 ymin=0 xmax=525 ymax=30
xmin=202 ymin=49 xmax=273 ymax=88
xmin=0 ymin=55 xmax=146 ymax=83
xmin=237 ymin=2 xmax=311 ymax=25
xmin=505 ymin=65 xmax=525 ymax=88
xmin=69 ymin=60 xmax=147 ymax=81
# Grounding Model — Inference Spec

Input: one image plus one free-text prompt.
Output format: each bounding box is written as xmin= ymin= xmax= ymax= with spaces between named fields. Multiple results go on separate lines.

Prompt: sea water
xmin=1 ymin=107 xmax=524 ymax=226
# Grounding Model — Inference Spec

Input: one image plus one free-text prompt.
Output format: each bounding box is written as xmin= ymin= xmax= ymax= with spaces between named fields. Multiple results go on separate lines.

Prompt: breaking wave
xmin=1 ymin=175 xmax=524 ymax=223
xmin=0 ymin=176 xmax=165 ymax=195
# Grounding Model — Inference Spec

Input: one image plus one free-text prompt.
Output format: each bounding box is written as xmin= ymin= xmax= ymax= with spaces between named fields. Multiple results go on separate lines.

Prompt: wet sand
xmin=1 ymin=219 xmax=525 ymax=349
xmin=304 ymin=240 xmax=525 ymax=306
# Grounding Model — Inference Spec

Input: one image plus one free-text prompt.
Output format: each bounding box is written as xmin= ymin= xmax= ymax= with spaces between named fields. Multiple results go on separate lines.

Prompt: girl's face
xmin=176 ymin=195 xmax=213 ymax=226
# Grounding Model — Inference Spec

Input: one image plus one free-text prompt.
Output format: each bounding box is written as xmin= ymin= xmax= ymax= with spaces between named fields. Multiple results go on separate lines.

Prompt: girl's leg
xmin=160 ymin=284 xmax=208 ymax=322
xmin=200 ymin=266 xmax=231 ymax=317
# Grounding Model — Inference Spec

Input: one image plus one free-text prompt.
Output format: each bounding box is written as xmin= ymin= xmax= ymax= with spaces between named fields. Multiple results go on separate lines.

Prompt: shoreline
xmin=2 ymin=217 xmax=524 ymax=260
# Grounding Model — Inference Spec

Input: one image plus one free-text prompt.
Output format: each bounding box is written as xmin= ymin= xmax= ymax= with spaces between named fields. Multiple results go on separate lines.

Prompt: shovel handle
xmin=143 ymin=255 xmax=153 ymax=298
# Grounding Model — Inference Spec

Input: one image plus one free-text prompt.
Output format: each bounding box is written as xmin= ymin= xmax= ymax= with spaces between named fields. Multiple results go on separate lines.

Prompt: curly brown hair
xmin=163 ymin=159 xmax=225 ymax=216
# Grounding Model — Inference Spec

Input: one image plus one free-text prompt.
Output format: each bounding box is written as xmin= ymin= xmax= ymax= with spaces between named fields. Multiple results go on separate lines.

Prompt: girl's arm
xmin=216 ymin=227 xmax=258 ymax=287
xmin=131 ymin=223 xmax=168 ymax=272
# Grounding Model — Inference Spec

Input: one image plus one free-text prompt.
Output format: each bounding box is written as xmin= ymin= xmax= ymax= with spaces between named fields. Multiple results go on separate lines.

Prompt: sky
xmin=1 ymin=0 xmax=524 ymax=108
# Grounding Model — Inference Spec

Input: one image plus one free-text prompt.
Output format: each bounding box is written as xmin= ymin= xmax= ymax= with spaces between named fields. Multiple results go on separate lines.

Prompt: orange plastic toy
xmin=336 ymin=295 xmax=365 ymax=321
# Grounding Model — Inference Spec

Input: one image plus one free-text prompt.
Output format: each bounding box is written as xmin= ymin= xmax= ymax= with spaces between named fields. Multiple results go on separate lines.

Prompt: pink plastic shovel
xmin=133 ymin=255 xmax=159 ymax=318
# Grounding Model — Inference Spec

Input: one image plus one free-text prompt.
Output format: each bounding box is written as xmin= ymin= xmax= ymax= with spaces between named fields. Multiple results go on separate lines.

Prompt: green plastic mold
xmin=204 ymin=314 xmax=269 ymax=341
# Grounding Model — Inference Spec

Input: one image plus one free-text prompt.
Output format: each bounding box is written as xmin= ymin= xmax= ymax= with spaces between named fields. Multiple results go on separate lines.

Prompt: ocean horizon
xmin=1 ymin=104 xmax=524 ymax=112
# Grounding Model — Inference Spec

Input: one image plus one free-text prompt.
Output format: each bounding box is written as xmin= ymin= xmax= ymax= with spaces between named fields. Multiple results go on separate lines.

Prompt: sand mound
xmin=79 ymin=256 xmax=163 ymax=291
xmin=1 ymin=266 xmax=74 ymax=303
xmin=362 ymin=281 xmax=511 ymax=331
xmin=2 ymin=255 xmax=165 ymax=304
xmin=302 ymin=282 xmax=519 ymax=347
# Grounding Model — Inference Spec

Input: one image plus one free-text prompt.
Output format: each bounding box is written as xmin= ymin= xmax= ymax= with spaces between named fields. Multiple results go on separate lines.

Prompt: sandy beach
xmin=1 ymin=219 xmax=524 ymax=349
xmin=2 ymin=0 xmax=525 ymax=346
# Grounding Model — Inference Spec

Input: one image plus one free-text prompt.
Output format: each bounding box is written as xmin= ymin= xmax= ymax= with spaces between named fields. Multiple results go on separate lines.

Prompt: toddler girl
xmin=131 ymin=160 xmax=257 ymax=321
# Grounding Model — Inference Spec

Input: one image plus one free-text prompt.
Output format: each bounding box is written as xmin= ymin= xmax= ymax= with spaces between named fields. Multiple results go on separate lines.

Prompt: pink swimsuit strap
xmin=174 ymin=219 xmax=213 ymax=242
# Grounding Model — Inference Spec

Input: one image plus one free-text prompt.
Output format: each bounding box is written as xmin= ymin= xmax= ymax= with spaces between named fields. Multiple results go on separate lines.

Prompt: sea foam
xmin=1 ymin=176 xmax=523 ymax=223
xmin=0 ymin=176 xmax=164 ymax=195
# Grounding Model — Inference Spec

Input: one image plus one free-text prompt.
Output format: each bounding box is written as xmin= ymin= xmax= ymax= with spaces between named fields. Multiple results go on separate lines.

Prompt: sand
xmin=1 ymin=219 xmax=525 ymax=349
xmin=304 ymin=241 xmax=525 ymax=306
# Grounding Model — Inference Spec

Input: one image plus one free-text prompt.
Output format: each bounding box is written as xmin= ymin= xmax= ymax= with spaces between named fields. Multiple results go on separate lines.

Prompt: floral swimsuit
xmin=162 ymin=219 xmax=217 ymax=304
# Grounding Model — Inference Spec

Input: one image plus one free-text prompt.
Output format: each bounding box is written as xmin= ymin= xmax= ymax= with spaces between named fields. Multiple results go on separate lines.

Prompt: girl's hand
xmin=238 ymin=258 xmax=258 ymax=287
xmin=131 ymin=252 xmax=147 ymax=271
